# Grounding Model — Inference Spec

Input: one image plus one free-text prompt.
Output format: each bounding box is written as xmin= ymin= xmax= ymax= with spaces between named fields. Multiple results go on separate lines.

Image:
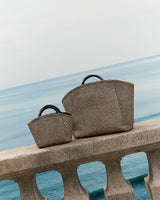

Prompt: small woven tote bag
xmin=62 ymin=74 xmax=134 ymax=139
xmin=28 ymin=105 xmax=73 ymax=148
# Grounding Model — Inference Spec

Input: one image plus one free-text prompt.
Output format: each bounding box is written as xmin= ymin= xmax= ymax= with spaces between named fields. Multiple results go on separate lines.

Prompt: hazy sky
xmin=0 ymin=0 xmax=160 ymax=90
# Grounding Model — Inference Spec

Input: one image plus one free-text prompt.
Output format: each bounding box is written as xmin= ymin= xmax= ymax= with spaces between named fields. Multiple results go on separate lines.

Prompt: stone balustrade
xmin=1 ymin=118 xmax=160 ymax=200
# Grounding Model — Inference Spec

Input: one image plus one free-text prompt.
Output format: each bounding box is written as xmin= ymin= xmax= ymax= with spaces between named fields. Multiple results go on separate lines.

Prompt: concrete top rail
xmin=1 ymin=118 xmax=160 ymax=182
xmin=1 ymin=118 xmax=160 ymax=200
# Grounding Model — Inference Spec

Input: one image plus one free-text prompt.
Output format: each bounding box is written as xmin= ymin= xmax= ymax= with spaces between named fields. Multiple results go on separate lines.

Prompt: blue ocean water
xmin=1 ymin=55 xmax=160 ymax=199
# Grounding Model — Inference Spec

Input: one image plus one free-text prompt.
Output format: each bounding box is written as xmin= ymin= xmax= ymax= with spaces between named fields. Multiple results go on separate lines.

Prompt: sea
xmin=1 ymin=55 xmax=160 ymax=199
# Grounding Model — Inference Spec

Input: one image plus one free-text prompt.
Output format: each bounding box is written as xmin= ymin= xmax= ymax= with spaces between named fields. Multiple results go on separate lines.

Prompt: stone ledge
xmin=1 ymin=118 xmax=160 ymax=181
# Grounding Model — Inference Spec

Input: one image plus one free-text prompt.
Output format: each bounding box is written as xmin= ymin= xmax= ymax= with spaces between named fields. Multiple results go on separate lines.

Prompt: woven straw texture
xmin=62 ymin=80 xmax=134 ymax=139
xmin=28 ymin=113 xmax=73 ymax=148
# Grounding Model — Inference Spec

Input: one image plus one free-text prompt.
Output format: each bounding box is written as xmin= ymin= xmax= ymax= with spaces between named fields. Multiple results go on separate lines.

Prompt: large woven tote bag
xmin=62 ymin=74 xmax=134 ymax=139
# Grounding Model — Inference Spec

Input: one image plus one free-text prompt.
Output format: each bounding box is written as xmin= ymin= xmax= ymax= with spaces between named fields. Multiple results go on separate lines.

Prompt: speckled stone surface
xmin=15 ymin=175 xmax=48 ymax=200
xmin=103 ymin=158 xmax=136 ymax=200
xmin=144 ymin=149 xmax=160 ymax=200
xmin=59 ymin=164 xmax=90 ymax=200
xmin=1 ymin=118 xmax=160 ymax=200
xmin=1 ymin=118 xmax=160 ymax=179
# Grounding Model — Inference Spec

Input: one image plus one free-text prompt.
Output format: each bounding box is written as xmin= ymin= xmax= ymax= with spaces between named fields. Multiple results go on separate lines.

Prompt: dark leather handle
xmin=38 ymin=105 xmax=61 ymax=117
xmin=81 ymin=74 xmax=103 ymax=85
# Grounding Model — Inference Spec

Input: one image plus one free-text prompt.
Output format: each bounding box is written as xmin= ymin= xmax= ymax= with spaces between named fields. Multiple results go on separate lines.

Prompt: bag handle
xmin=38 ymin=105 xmax=61 ymax=117
xmin=81 ymin=74 xmax=103 ymax=85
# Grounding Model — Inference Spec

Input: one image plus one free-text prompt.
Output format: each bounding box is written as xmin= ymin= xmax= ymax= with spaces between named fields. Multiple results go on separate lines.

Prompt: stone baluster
xmin=59 ymin=163 xmax=90 ymax=200
xmin=145 ymin=149 xmax=160 ymax=200
xmin=102 ymin=156 xmax=136 ymax=200
xmin=15 ymin=174 xmax=48 ymax=200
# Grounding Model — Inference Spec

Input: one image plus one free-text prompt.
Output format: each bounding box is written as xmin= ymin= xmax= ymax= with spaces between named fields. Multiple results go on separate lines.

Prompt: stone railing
xmin=1 ymin=118 xmax=160 ymax=200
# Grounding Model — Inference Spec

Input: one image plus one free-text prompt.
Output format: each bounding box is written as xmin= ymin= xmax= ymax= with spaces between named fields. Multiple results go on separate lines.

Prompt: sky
xmin=0 ymin=0 xmax=160 ymax=90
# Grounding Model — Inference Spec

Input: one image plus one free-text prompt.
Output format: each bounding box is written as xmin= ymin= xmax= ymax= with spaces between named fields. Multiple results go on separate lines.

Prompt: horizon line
xmin=0 ymin=54 xmax=160 ymax=92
